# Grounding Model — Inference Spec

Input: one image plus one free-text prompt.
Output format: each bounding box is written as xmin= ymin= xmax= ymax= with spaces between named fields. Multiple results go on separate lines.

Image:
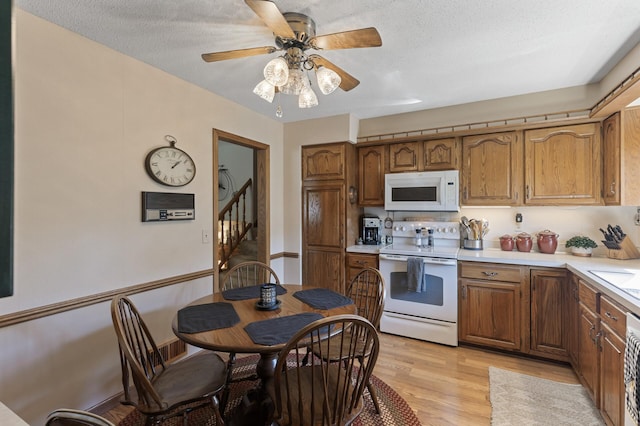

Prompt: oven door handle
xmin=379 ymin=253 xmax=457 ymax=266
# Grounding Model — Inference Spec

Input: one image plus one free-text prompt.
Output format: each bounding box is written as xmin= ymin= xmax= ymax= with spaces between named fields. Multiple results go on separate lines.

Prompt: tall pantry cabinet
xmin=301 ymin=142 xmax=361 ymax=294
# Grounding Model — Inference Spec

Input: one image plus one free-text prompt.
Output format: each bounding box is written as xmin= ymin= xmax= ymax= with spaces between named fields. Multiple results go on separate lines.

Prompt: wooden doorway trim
xmin=212 ymin=129 xmax=270 ymax=291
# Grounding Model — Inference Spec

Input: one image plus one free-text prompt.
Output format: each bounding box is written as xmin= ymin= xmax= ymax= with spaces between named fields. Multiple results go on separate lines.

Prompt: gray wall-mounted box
xmin=142 ymin=192 xmax=194 ymax=222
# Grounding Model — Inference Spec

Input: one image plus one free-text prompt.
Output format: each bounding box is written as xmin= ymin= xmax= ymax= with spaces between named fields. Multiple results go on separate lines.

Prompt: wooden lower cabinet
xmin=599 ymin=295 xmax=627 ymax=426
xmin=346 ymin=253 xmax=378 ymax=283
xmin=577 ymin=279 xmax=600 ymax=404
xmin=458 ymin=262 xmax=526 ymax=351
xmin=303 ymin=249 xmax=344 ymax=292
xmin=529 ymin=268 xmax=568 ymax=361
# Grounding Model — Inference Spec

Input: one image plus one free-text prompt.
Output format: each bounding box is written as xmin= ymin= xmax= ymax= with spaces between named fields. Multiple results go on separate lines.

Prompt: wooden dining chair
xmin=305 ymin=267 xmax=385 ymax=413
xmin=270 ymin=314 xmax=380 ymax=426
xmin=45 ymin=409 xmax=115 ymax=426
xmin=219 ymin=260 xmax=281 ymax=409
xmin=110 ymin=295 xmax=227 ymax=426
xmin=220 ymin=260 xmax=280 ymax=291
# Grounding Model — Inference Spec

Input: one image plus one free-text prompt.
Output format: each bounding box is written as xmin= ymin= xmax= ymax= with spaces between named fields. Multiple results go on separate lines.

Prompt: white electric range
xmin=378 ymin=220 xmax=460 ymax=346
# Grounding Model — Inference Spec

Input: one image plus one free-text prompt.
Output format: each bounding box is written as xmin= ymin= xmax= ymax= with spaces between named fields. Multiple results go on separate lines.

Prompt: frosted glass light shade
xmin=278 ymin=68 xmax=306 ymax=95
xmin=263 ymin=57 xmax=289 ymax=86
xmin=253 ymin=80 xmax=275 ymax=103
xmin=299 ymin=86 xmax=318 ymax=108
xmin=316 ymin=66 xmax=341 ymax=95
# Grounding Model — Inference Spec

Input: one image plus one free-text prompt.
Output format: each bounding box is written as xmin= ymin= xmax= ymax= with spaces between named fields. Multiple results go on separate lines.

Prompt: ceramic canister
xmin=499 ymin=235 xmax=514 ymax=251
xmin=537 ymin=229 xmax=559 ymax=254
xmin=516 ymin=233 xmax=533 ymax=252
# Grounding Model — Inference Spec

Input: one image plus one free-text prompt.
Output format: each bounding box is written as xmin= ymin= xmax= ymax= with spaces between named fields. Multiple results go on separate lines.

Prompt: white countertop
xmin=0 ymin=402 xmax=28 ymax=426
xmin=346 ymin=244 xmax=389 ymax=254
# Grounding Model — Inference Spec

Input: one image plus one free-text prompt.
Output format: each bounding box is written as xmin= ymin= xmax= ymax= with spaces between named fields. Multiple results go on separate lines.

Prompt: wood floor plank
xmin=99 ymin=332 xmax=579 ymax=425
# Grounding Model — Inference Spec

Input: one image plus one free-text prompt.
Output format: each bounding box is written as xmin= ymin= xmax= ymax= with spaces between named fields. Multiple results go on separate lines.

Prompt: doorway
xmin=212 ymin=129 xmax=270 ymax=289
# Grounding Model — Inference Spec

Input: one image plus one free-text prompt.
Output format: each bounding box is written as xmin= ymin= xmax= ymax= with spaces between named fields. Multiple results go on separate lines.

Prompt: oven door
xmin=379 ymin=253 xmax=458 ymax=322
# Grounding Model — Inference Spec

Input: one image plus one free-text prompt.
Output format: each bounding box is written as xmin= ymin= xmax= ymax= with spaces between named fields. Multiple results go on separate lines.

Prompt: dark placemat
xmin=293 ymin=288 xmax=354 ymax=310
xmin=222 ymin=284 xmax=287 ymax=301
xmin=243 ymin=312 xmax=324 ymax=346
xmin=177 ymin=302 xmax=240 ymax=333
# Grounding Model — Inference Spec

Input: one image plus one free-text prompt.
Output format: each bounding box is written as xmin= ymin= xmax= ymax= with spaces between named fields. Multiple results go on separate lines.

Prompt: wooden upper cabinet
xmin=461 ymin=131 xmax=523 ymax=206
xmin=357 ymin=145 xmax=386 ymax=206
xmin=524 ymin=123 xmax=601 ymax=205
xmin=603 ymin=108 xmax=640 ymax=206
xmin=302 ymin=144 xmax=345 ymax=181
xmin=603 ymin=112 xmax=621 ymax=205
xmin=423 ymin=138 xmax=460 ymax=170
xmin=389 ymin=142 xmax=420 ymax=172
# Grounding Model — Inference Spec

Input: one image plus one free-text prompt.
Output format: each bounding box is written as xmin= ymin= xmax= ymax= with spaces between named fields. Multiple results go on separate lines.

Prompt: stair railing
xmin=218 ymin=178 xmax=253 ymax=271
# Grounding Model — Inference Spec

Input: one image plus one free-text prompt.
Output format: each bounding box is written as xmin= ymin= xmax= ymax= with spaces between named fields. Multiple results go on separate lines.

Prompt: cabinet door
xmin=578 ymin=303 xmax=600 ymax=404
xmin=603 ymin=113 xmax=621 ymax=205
xmin=566 ymin=274 xmax=580 ymax=369
xmin=423 ymin=138 xmax=459 ymax=170
xmin=524 ymin=123 xmax=601 ymax=205
xmin=530 ymin=269 xmax=568 ymax=360
xmin=600 ymin=323 xmax=624 ymax=426
xmin=304 ymin=249 xmax=344 ymax=293
xmin=389 ymin=142 xmax=421 ymax=172
xmin=302 ymin=144 xmax=345 ymax=181
xmin=302 ymin=183 xmax=345 ymax=292
xmin=459 ymin=278 xmax=521 ymax=350
xmin=357 ymin=145 xmax=386 ymax=206
xmin=461 ymin=131 xmax=523 ymax=206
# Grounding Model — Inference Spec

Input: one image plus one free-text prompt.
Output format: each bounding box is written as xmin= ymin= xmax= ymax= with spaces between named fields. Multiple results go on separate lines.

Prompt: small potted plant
xmin=565 ymin=236 xmax=597 ymax=257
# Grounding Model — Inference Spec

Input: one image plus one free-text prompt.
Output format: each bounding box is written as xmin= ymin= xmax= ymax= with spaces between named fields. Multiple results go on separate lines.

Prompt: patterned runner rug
xmin=119 ymin=353 xmax=421 ymax=425
xmin=489 ymin=367 xmax=604 ymax=425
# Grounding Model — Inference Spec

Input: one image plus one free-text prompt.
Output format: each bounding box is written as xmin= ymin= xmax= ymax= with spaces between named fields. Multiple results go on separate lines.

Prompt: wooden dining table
xmin=172 ymin=284 xmax=356 ymax=424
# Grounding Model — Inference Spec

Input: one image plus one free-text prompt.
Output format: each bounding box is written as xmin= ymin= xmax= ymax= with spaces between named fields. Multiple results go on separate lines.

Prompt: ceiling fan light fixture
xmin=299 ymin=86 xmax=318 ymax=108
xmin=253 ymin=79 xmax=275 ymax=103
xmin=278 ymin=68 xmax=307 ymax=95
xmin=316 ymin=66 xmax=341 ymax=95
xmin=263 ymin=57 xmax=289 ymax=86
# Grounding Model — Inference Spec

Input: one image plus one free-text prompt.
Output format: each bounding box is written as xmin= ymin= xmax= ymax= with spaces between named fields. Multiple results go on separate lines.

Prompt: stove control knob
xmin=449 ymin=226 xmax=458 ymax=234
xmin=437 ymin=227 xmax=444 ymax=233
xmin=442 ymin=227 xmax=449 ymax=233
xmin=401 ymin=226 xmax=407 ymax=232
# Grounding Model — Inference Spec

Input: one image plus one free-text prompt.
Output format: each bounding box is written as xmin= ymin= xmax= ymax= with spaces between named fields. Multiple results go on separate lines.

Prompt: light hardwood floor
xmin=99 ymin=332 xmax=579 ymax=425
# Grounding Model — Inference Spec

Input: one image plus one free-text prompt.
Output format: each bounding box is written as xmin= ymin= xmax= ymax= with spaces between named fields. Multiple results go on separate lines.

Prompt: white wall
xmin=2 ymin=10 xmax=284 ymax=424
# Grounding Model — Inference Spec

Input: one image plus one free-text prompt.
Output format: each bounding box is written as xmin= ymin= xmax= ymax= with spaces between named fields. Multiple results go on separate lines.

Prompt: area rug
xmin=489 ymin=367 xmax=604 ymax=425
xmin=118 ymin=354 xmax=421 ymax=425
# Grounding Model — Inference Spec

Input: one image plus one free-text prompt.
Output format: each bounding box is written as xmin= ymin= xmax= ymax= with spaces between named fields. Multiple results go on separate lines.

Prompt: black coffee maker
xmin=361 ymin=216 xmax=382 ymax=245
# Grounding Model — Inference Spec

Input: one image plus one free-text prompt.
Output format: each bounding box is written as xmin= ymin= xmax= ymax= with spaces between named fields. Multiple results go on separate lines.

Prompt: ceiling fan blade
xmin=308 ymin=54 xmax=360 ymax=91
xmin=245 ymin=0 xmax=296 ymax=39
xmin=309 ymin=28 xmax=382 ymax=50
xmin=201 ymin=46 xmax=277 ymax=62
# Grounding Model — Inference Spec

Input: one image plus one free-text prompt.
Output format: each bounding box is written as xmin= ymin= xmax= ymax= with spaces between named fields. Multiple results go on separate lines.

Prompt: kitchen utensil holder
xmin=606 ymin=236 xmax=640 ymax=260
xmin=463 ymin=239 xmax=483 ymax=250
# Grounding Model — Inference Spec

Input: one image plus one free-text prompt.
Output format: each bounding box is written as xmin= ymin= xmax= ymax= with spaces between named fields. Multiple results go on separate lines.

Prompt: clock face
xmin=145 ymin=146 xmax=196 ymax=187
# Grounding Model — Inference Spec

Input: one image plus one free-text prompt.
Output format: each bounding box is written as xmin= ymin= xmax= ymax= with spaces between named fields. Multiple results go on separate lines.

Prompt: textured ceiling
xmin=16 ymin=0 xmax=640 ymax=123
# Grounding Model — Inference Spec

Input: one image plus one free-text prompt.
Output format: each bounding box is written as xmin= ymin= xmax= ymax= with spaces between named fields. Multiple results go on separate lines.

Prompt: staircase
xmin=218 ymin=178 xmax=255 ymax=271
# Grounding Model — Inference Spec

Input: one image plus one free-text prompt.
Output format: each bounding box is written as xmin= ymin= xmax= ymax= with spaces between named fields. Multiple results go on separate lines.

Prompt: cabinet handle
xmin=604 ymin=311 xmax=618 ymax=321
xmin=463 ymin=186 xmax=468 ymax=200
xmin=610 ymin=181 xmax=616 ymax=195
xmin=526 ymin=185 xmax=530 ymax=199
xmin=588 ymin=324 xmax=598 ymax=343
xmin=462 ymin=285 xmax=467 ymax=299
xmin=482 ymin=271 xmax=498 ymax=277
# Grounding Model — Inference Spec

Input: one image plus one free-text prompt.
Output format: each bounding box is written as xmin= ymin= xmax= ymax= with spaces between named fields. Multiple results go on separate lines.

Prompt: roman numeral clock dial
xmin=145 ymin=136 xmax=196 ymax=187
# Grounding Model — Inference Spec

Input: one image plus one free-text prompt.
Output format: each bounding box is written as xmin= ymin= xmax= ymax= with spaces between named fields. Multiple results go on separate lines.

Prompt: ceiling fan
xmin=201 ymin=0 xmax=382 ymax=107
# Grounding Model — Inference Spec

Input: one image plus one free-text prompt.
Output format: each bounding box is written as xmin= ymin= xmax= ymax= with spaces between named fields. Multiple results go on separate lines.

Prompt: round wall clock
xmin=145 ymin=136 xmax=196 ymax=187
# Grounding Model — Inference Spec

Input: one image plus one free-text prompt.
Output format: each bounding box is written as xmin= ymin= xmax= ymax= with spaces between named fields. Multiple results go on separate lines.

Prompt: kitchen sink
xmin=589 ymin=269 xmax=640 ymax=299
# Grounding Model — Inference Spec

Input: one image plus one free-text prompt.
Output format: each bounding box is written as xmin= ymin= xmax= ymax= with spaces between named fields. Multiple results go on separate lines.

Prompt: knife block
xmin=606 ymin=236 xmax=640 ymax=260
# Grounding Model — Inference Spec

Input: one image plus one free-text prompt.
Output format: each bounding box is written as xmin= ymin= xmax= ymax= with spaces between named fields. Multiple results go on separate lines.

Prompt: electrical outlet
xmin=202 ymin=230 xmax=211 ymax=244
xmin=635 ymin=208 xmax=640 ymax=226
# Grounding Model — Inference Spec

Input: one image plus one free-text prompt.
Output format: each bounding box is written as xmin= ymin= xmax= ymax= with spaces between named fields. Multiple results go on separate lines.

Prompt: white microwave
xmin=384 ymin=170 xmax=459 ymax=211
